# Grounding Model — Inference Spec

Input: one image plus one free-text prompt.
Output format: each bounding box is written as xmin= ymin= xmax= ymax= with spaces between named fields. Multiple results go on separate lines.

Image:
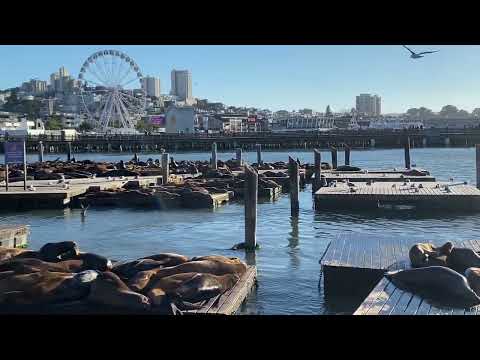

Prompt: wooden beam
xmin=244 ymin=165 xmax=258 ymax=250
xmin=289 ymin=156 xmax=299 ymax=217
xmin=313 ymin=149 xmax=321 ymax=193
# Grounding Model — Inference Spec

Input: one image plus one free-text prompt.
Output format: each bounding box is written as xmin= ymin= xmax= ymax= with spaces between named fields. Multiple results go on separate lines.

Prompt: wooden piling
xmin=331 ymin=147 xmax=338 ymax=169
xmin=476 ymin=144 xmax=480 ymax=189
xmin=313 ymin=149 xmax=321 ymax=193
xmin=38 ymin=141 xmax=44 ymax=163
xmin=404 ymin=137 xmax=411 ymax=169
xmin=161 ymin=153 xmax=169 ymax=185
xmin=345 ymin=145 xmax=351 ymax=166
xmin=256 ymin=144 xmax=262 ymax=165
xmin=236 ymin=148 xmax=243 ymax=166
xmin=289 ymin=156 xmax=300 ymax=217
xmin=67 ymin=142 xmax=72 ymax=162
xmin=244 ymin=165 xmax=258 ymax=250
xmin=211 ymin=142 xmax=218 ymax=170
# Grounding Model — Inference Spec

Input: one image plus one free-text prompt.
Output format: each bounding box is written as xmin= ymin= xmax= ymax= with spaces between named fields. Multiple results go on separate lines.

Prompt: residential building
xmin=142 ymin=76 xmax=161 ymax=98
xmin=170 ymin=70 xmax=192 ymax=102
xmin=356 ymin=94 xmax=381 ymax=116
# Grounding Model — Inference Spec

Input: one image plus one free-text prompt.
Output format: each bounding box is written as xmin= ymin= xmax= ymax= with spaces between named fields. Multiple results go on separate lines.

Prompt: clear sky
xmin=1 ymin=45 xmax=479 ymax=113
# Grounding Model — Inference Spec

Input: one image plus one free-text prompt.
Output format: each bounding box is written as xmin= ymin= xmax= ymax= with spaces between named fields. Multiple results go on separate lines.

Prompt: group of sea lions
xmin=385 ymin=241 xmax=480 ymax=308
xmin=0 ymin=242 xmax=246 ymax=314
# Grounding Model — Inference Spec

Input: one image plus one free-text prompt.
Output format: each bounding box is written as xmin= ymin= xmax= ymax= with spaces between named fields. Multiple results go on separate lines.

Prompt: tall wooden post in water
xmin=289 ymin=156 xmax=300 ymax=217
xmin=331 ymin=147 xmax=338 ymax=169
xmin=211 ymin=142 xmax=218 ymax=170
xmin=256 ymin=144 xmax=262 ymax=165
xmin=404 ymin=137 xmax=411 ymax=169
xmin=67 ymin=142 xmax=72 ymax=162
xmin=161 ymin=153 xmax=169 ymax=185
xmin=236 ymin=148 xmax=243 ymax=166
xmin=313 ymin=149 xmax=322 ymax=194
xmin=38 ymin=141 xmax=44 ymax=163
xmin=476 ymin=144 xmax=480 ymax=189
xmin=345 ymin=145 xmax=351 ymax=166
xmin=244 ymin=165 xmax=258 ymax=250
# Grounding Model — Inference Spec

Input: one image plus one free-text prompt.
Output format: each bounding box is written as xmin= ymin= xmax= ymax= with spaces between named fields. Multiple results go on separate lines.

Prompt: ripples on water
xmin=0 ymin=147 xmax=479 ymax=314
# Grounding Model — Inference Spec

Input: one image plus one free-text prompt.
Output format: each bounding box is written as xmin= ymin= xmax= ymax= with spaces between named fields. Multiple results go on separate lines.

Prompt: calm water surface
xmin=1 ymin=147 xmax=479 ymax=314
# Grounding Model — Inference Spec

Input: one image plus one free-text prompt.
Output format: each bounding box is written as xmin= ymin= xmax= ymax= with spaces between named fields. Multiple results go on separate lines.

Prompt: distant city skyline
xmin=1 ymin=45 xmax=479 ymax=113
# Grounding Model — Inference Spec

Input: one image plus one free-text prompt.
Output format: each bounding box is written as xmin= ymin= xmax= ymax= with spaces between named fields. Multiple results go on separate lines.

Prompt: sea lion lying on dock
xmin=0 ymin=258 xmax=84 ymax=274
xmin=112 ymin=255 xmax=187 ymax=280
xmin=87 ymin=271 xmax=151 ymax=311
xmin=129 ymin=258 xmax=247 ymax=292
xmin=39 ymin=241 xmax=79 ymax=262
xmin=0 ymin=270 xmax=97 ymax=305
xmin=447 ymin=247 xmax=480 ymax=274
xmin=147 ymin=272 xmax=239 ymax=307
xmin=385 ymin=266 xmax=480 ymax=308
xmin=409 ymin=242 xmax=454 ymax=268
xmin=0 ymin=247 xmax=33 ymax=262
xmin=465 ymin=267 xmax=480 ymax=296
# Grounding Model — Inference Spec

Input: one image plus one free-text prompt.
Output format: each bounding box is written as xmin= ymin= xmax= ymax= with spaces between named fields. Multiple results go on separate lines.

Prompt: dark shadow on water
xmin=287 ymin=216 xmax=300 ymax=269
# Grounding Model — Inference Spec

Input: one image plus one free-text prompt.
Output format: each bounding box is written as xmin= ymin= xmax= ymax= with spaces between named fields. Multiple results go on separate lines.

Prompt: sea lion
xmin=409 ymin=242 xmax=454 ymax=268
xmin=0 ymin=247 xmax=30 ymax=262
xmin=190 ymin=255 xmax=241 ymax=263
xmin=0 ymin=271 xmax=96 ymax=305
xmin=39 ymin=241 xmax=79 ymax=262
xmin=447 ymin=247 xmax=480 ymax=274
xmin=73 ymin=253 xmax=112 ymax=272
xmin=385 ymin=266 xmax=480 ymax=308
xmin=465 ymin=267 xmax=480 ymax=296
xmin=131 ymin=258 xmax=247 ymax=292
xmin=147 ymin=272 xmax=239 ymax=307
xmin=112 ymin=255 xmax=187 ymax=280
xmin=87 ymin=271 xmax=151 ymax=311
xmin=0 ymin=258 xmax=85 ymax=274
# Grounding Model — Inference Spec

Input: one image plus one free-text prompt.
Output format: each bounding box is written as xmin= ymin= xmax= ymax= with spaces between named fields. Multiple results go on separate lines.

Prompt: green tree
xmin=439 ymin=105 xmax=459 ymax=118
xmin=472 ymin=108 xmax=480 ymax=117
xmin=78 ymin=121 xmax=94 ymax=132
xmin=406 ymin=108 xmax=419 ymax=118
xmin=45 ymin=115 xmax=63 ymax=130
xmin=3 ymin=91 xmax=20 ymax=112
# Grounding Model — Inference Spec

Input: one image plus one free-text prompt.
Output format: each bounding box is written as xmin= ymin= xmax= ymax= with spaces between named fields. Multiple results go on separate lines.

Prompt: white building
xmin=142 ymin=76 xmax=161 ymax=98
xmin=356 ymin=94 xmax=381 ymax=116
xmin=170 ymin=69 xmax=192 ymax=102
xmin=165 ymin=105 xmax=195 ymax=134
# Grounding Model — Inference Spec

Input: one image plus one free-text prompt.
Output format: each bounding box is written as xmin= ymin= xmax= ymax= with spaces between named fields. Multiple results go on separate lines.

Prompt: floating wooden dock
xmin=0 ymin=225 xmax=29 ymax=248
xmin=185 ymin=265 xmax=257 ymax=315
xmin=319 ymin=172 xmax=435 ymax=183
xmin=314 ymin=182 xmax=480 ymax=211
xmin=0 ymin=176 xmax=161 ymax=210
xmin=320 ymin=233 xmax=480 ymax=314
xmin=353 ymin=277 xmax=480 ymax=315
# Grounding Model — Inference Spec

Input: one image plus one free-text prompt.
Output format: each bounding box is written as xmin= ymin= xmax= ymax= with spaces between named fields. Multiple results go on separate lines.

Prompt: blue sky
xmin=1 ymin=45 xmax=479 ymax=113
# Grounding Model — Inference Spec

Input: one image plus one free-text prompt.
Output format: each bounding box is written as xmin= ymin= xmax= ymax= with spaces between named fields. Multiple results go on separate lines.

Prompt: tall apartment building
xmin=170 ymin=69 xmax=192 ymax=101
xmin=356 ymin=94 xmax=381 ymax=116
xmin=142 ymin=76 xmax=161 ymax=97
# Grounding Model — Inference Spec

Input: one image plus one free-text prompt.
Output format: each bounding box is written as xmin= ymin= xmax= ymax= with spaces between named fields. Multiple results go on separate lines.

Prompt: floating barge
xmin=0 ymin=176 xmax=161 ymax=210
xmin=314 ymin=181 xmax=480 ymax=211
xmin=320 ymin=233 xmax=480 ymax=315
xmin=319 ymin=172 xmax=435 ymax=184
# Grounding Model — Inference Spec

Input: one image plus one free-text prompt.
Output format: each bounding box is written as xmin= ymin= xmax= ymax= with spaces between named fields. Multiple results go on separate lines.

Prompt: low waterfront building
xmin=165 ymin=105 xmax=195 ymax=134
xmin=422 ymin=117 xmax=480 ymax=129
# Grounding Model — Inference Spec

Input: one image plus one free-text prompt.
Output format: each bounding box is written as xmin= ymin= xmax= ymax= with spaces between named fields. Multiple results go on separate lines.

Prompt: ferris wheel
xmin=78 ymin=50 xmax=146 ymax=131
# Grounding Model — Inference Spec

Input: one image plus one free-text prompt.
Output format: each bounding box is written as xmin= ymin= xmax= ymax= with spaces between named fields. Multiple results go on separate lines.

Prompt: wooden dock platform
xmin=0 ymin=225 xmax=29 ymax=248
xmin=319 ymin=172 xmax=435 ymax=183
xmin=0 ymin=176 xmax=161 ymax=210
xmin=320 ymin=233 xmax=480 ymax=297
xmin=184 ymin=265 xmax=257 ymax=315
xmin=314 ymin=181 xmax=480 ymax=211
xmin=353 ymin=277 xmax=480 ymax=315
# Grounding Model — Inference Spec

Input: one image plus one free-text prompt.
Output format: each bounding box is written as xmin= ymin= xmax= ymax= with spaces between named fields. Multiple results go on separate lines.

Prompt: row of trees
xmin=406 ymin=105 xmax=480 ymax=119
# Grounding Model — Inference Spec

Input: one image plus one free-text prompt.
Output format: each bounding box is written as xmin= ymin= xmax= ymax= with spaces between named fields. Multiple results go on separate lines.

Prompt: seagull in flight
xmin=403 ymin=45 xmax=439 ymax=59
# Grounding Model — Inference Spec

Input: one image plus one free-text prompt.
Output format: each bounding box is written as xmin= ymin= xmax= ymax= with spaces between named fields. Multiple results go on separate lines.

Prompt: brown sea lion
xmin=87 ymin=271 xmax=151 ymax=311
xmin=131 ymin=258 xmax=247 ymax=292
xmin=0 ymin=270 xmax=96 ymax=305
xmin=0 ymin=258 xmax=85 ymax=274
xmin=190 ymin=255 xmax=242 ymax=263
xmin=0 ymin=247 xmax=30 ymax=262
xmin=147 ymin=272 xmax=239 ymax=306
xmin=465 ymin=267 xmax=480 ymax=296
xmin=447 ymin=247 xmax=480 ymax=274
xmin=39 ymin=241 xmax=79 ymax=262
xmin=140 ymin=253 xmax=189 ymax=266
xmin=72 ymin=253 xmax=112 ymax=272
xmin=386 ymin=266 xmax=480 ymax=308
xmin=409 ymin=242 xmax=454 ymax=268
xmin=113 ymin=254 xmax=188 ymax=280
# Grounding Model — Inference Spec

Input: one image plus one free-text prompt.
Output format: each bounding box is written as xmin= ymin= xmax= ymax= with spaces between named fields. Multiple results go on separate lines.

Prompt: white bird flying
xmin=403 ymin=45 xmax=439 ymax=59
